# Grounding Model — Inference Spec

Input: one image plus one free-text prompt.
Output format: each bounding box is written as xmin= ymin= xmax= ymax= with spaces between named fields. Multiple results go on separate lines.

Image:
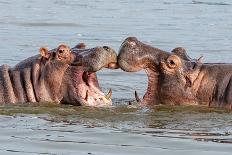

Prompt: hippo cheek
xmin=70 ymin=69 xmax=112 ymax=107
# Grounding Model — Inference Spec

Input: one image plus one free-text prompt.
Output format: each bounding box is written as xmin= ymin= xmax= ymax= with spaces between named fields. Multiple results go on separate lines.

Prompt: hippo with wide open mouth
xmin=118 ymin=37 xmax=232 ymax=109
xmin=0 ymin=43 xmax=117 ymax=106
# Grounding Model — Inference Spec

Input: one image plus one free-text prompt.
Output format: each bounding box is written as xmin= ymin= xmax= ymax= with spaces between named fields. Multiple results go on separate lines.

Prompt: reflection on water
xmin=0 ymin=104 xmax=232 ymax=154
xmin=1 ymin=0 xmax=232 ymax=154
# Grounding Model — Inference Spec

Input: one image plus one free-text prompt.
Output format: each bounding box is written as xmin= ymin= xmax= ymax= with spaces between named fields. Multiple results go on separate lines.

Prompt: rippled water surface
xmin=1 ymin=0 xmax=232 ymax=154
xmin=1 ymin=104 xmax=232 ymax=155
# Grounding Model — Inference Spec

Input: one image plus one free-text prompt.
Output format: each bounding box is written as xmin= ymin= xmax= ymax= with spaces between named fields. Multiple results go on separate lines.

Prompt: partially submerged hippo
xmin=118 ymin=37 xmax=232 ymax=109
xmin=0 ymin=43 xmax=117 ymax=106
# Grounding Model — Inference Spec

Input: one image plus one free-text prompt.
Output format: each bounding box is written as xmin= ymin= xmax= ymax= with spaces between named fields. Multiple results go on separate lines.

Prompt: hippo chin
xmin=118 ymin=37 xmax=232 ymax=109
xmin=0 ymin=43 xmax=117 ymax=106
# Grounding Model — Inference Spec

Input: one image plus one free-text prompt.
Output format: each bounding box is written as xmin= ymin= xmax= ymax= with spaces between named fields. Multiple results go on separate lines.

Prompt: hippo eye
xmin=166 ymin=55 xmax=182 ymax=69
xmin=169 ymin=60 xmax=175 ymax=66
xmin=59 ymin=49 xmax=64 ymax=54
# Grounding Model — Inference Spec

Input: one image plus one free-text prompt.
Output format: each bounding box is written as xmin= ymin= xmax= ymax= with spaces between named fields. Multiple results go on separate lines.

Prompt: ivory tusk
xmin=135 ymin=90 xmax=141 ymax=102
xmin=105 ymin=88 xmax=112 ymax=100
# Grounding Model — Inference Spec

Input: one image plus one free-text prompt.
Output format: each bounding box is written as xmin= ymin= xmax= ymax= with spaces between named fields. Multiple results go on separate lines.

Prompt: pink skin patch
xmin=72 ymin=69 xmax=112 ymax=106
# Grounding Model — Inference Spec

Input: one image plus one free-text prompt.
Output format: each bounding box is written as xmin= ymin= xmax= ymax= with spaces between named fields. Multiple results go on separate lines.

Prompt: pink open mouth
xmin=72 ymin=69 xmax=112 ymax=106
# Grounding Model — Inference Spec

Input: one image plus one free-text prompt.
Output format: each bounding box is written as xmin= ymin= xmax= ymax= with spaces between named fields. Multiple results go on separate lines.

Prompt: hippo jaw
xmin=63 ymin=46 xmax=117 ymax=106
xmin=118 ymin=37 xmax=170 ymax=105
xmin=69 ymin=69 xmax=112 ymax=106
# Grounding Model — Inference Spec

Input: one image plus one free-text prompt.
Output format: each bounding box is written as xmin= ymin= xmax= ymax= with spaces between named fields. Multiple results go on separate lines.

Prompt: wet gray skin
xmin=0 ymin=43 xmax=117 ymax=106
xmin=118 ymin=37 xmax=232 ymax=109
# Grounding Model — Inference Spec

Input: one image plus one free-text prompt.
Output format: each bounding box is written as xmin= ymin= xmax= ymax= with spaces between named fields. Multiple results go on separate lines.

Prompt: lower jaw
xmin=133 ymin=81 xmax=158 ymax=106
xmin=77 ymin=84 xmax=112 ymax=106
xmin=141 ymin=69 xmax=159 ymax=105
xmin=142 ymin=91 xmax=157 ymax=105
xmin=83 ymin=98 xmax=112 ymax=107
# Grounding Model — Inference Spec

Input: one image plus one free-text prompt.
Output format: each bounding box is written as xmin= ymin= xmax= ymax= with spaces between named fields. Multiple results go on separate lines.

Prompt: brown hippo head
xmin=60 ymin=45 xmax=117 ymax=106
xmin=0 ymin=43 xmax=117 ymax=106
xmin=118 ymin=37 xmax=202 ymax=106
xmin=42 ymin=43 xmax=117 ymax=106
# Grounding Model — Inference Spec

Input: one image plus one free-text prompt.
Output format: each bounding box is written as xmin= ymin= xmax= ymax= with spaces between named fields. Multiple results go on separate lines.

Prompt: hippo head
xmin=38 ymin=43 xmax=117 ymax=106
xmin=62 ymin=45 xmax=117 ymax=106
xmin=118 ymin=37 xmax=202 ymax=105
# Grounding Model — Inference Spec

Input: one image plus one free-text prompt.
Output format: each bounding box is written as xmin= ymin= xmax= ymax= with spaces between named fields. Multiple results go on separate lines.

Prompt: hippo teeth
xmin=85 ymin=90 xmax=88 ymax=101
xmin=134 ymin=90 xmax=141 ymax=102
xmin=105 ymin=88 xmax=112 ymax=100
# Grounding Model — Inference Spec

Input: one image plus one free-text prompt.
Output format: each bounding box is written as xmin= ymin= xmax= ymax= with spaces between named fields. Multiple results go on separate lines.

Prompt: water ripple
xmin=192 ymin=0 xmax=231 ymax=6
xmin=11 ymin=22 xmax=84 ymax=27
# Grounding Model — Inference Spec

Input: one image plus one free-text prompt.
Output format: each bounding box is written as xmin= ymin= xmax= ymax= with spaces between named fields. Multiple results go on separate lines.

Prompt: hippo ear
xmin=171 ymin=47 xmax=192 ymax=61
xmin=75 ymin=43 xmax=86 ymax=49
xmin=196 ymin=56 xmax=203 ymax=64
xmin=185 ymin=56 xmax=203 ymax=88
xmin=39 ymin=47 xmax=50 ymax=59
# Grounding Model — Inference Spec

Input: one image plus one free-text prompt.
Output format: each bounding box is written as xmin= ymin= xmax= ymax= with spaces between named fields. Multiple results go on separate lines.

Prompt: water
xmin=0 ymin=105 xmax=232 ymax=154
xmin=0 ymin=0 xmax=232 ymax=154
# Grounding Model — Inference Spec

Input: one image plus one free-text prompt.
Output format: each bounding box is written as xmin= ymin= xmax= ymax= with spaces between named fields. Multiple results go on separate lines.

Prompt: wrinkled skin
xmin=118 ymin=37 xmax=232 ymax=109
xmin=0 ymin=43 xmax=117 ymax=106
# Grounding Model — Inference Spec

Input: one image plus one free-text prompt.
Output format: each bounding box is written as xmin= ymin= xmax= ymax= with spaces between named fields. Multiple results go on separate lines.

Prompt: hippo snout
xmin=118 ymin=37 xmax=146 ymax=72
xmin=72 ymin=46 xmax=118 ymax=72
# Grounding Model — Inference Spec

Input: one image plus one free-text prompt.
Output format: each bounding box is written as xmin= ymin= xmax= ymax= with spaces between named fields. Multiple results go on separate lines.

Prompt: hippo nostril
xmin=103 ymin=46 xmax=110 ymax=50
